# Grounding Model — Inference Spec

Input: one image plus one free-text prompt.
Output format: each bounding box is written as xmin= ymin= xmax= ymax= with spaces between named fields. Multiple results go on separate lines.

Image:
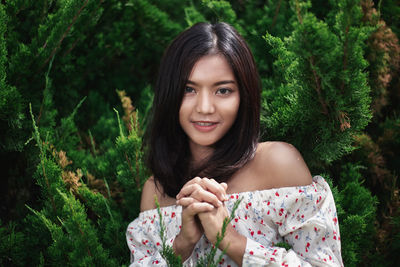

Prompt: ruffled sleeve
xmin=241 ymin=176 xmax=343 ymax=267
xmin=126 ymin=206 xmax=181 ymax=266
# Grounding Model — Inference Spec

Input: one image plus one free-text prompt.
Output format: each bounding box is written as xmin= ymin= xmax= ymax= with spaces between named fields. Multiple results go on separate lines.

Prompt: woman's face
xmin=179 ymin=54 xmax=240 ymax=154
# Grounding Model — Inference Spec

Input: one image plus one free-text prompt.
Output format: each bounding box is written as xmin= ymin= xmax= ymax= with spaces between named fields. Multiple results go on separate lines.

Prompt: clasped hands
xmin=174 ymin=177 xmax=236 ymax=259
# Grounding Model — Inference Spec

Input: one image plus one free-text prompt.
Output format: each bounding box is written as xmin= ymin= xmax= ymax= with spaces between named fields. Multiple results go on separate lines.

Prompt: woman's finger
xmin=185 ymin=202 xmax=214 ymax=215
xmin=201 ymin=178 xmax=228 ymax=201
xmin=177 ymin=178 xmax=227 ymax=202
xmin=177 ymin=183 xmax=223 ymax=207
xmin=176 ymin=197 xmax=195 ymax=207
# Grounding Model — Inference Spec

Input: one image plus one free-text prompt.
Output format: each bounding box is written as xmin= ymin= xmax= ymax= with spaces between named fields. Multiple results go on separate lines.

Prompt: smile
xmin=192 ymin=121 xmax=219 ymax=132
xmin=195 ymin=122 xmax=216 ymax=126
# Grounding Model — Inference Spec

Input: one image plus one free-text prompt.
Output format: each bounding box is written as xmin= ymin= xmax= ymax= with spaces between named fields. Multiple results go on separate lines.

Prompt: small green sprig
xmin=196 ymin=197 xmax=242 ymax=267
xmin=155 ymin=196 xmax=183 ymax=267
xmin=156 ymin=195 xmax=242 ymax=267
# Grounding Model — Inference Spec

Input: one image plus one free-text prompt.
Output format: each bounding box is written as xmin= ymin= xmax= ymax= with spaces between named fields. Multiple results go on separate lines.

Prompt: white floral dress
xmin=126 ymin=176 xmax=343 ymax=266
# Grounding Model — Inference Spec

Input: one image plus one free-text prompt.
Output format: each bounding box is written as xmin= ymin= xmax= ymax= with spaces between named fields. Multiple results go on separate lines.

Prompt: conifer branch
xmin=309 ymin=56 xmax=329 ymax=115
xmin=294 ymin=0 xmax=330 ymax=118
xmin=271 ymin=0 xmax=282 ymax=29
xmin=57 ymin=188 xmax=93 ymax=258
xmin=340 ymin=25 xmax=350 ymax=93
xmin=294 ymin=0 xmax=303 ymax=24
xmin=155 ymin=196 xmax=183 ymax=266
xmin=124 ymin=152 xmax=139 ymax=188
xmin=197 ymin=197 xmax=242 ymax=267
xmin=29 ymin=103 xmax=57 ymax=214
xmin=40 ymin=0 xmax=89 ymax=70
xmin=135 ymin=150 xmax=141 ymax=188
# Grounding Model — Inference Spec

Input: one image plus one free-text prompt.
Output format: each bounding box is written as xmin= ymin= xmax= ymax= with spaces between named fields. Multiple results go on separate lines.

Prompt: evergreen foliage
xmin=261 ymin=0 xmax=373 ymax=169
xmin=1 ymin=0 xmax=399 ymax=266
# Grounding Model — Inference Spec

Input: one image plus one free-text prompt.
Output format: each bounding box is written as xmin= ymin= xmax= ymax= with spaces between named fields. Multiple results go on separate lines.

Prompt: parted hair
xmin=147 ymin=22 xmax=261 ymax=197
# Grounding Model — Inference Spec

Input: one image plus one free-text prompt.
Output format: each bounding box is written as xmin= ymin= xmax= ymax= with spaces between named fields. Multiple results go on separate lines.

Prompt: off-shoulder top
xmin=126 ymin=176 xmax=343 ymax=266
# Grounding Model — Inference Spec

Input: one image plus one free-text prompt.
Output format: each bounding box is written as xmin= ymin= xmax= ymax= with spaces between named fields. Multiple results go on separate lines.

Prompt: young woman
xmin=126 ymin=22 xmax=343 ymax=266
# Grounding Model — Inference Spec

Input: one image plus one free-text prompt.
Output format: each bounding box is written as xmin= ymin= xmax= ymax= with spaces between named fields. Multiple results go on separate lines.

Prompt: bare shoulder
xmin=254 ymin=141 xmax=312 ymax=188
xmin=140 ymin=176 xmax=176 ymax=212
xmin=140 ymin=176 xmax=159 ymax=212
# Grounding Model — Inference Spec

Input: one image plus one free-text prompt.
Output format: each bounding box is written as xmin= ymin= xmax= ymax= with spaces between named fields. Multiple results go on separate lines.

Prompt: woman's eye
xmin=216 ymin=88 xmax=232 ymax=95
xmin=184 ymin=87 xmax=195 ymax=94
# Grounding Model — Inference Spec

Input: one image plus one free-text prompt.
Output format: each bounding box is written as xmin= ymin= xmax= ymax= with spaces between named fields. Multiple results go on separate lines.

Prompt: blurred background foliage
xmin=1 ymin=0 xmax=399 ymax=266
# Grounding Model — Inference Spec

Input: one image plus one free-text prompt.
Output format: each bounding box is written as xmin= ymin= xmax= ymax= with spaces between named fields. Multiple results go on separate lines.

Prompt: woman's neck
xmin=189 ymin=141 xmax=214 ymax=167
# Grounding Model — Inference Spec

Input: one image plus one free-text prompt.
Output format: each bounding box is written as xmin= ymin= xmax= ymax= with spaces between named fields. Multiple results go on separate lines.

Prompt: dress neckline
xmin=138 ymin=176 xmax=325 ymax=216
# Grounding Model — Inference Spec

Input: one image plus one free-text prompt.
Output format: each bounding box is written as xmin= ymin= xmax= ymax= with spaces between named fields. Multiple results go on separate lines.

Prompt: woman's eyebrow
xmin=186 ymin=80 xmax=236 ymax=86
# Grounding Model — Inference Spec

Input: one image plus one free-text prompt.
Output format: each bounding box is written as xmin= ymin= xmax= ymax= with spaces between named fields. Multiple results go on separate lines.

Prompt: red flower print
xmin=275 ymin=192 xmax=280 ymax=197
xmin=171 ymin=212 xmax=176 ymax=218
xmin=279 ymin=208 xmax=284 ymax=216
xmin=250 ymin=251 xmax=254 ymax=255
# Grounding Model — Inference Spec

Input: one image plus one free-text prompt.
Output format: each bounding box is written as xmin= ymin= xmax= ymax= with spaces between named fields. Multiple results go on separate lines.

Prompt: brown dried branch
xmin=338 ymin=111 xmax=351 ymax=131
xmin=117 ymin=90 xmax=138 ymax=133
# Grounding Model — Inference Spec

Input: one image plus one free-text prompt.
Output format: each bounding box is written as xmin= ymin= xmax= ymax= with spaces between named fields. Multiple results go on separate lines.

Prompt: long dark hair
xmin=147 ymin=22 xmax=261 ymax=197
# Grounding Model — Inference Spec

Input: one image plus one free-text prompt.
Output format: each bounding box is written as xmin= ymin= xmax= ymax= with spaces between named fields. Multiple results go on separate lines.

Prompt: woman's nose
xmin=196 ymin=91 xmax=215 ymax=114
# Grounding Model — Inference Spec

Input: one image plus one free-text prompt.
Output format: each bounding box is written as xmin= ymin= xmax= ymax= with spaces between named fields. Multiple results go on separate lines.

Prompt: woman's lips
xmin=192 ymin=121 xmax=218 ymax=132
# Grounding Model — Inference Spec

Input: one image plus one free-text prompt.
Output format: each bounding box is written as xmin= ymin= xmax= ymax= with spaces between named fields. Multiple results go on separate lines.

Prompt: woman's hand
xmin=173 ymin=197 xmax=213 ymax=261
xmin=176 ymin=177 xmax=230 ymax=244
xmin=174 ymin=177 xmax=226 ymax=260
xmin=176 ymin=178 xmax=246 ymax=265
xmin=176 ymin=177 xmax=228 ymax=206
